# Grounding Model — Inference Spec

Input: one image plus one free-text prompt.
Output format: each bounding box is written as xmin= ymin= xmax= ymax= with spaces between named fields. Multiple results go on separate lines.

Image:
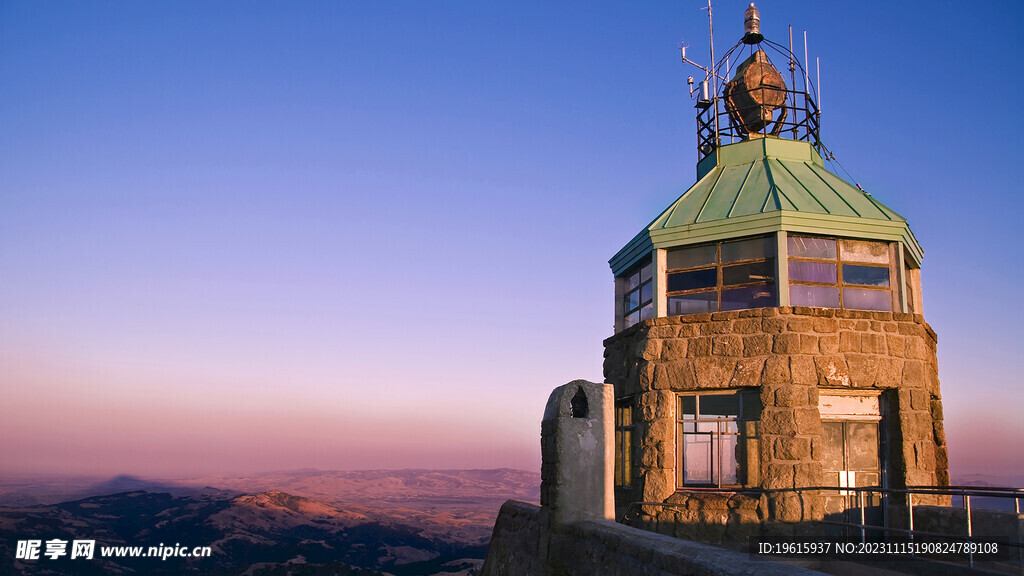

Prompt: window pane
xmin=847 ymin=422 xmax=879 ymax=470
xmin=625 ymin=311 xmax=639 ymax=328
xmin=640 ymin=281 xmax=652 ymax=303
xmin=640 ymin=261 xmax=653 ymax=282
xmin=700 ymin=394 xmax=740 ymax=418
xmin=721 ymin=284 xmax=776 ymax=311
xmin=722 ymin=236 xmax=774 ymax=262
xmin=626 ymin=289 xmax=640 ymax=311
xmin=683 ymin=432 xmax=713 ymax=485
xmin=668 ymin=292 xmax=717 ymax=315
xmin=719 ymin=434 xmax=738 ymax=485
xmin=667 ymin=244 xmax=717 ymax=269
xmin=843 ymin=265 xmax=890 ymax=287
xmin=788 ymin=236 xmax=837 ymax=259
xmin=667 ymin=268 xmax=716 ymax=292
xmin=639 ymin=303 xmax=654 ymax=321
xmin=723 ymin=259 xmax=775 ymax=285
xmin=628 ymin=271 xmax=640 ymax=290
xmin=680 ymin=396 xmax=696 ymax=419
xmin=840 ymin=239 xmax=889 ymax=264
xmin=790 ymin=284 xmax=840 ymax=308
xmin=843 ymin=288 xmax=892 ymax=311
xmin=789 ymin=260 xmax=837 ymax=283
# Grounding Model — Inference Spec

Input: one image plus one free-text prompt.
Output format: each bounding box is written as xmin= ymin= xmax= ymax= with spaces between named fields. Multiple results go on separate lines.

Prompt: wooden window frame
xmin=665 ymin=236 xmax=776 ymax=314
xmin=676 ymin=390 xmax=761 ymax=490
xmin=787 ymin=236 xmax=893 ymax=311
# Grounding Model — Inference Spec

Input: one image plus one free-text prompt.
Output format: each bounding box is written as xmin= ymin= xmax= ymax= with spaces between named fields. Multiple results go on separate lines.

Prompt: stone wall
xmin=481 ymin=500 xmax=828 ymax=576
xmin=604 ymin=306 xmax=948 ymax=540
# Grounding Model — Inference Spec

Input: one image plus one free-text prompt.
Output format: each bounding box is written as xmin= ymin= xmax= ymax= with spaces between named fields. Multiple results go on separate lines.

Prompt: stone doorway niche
xmin=819 ymin=392 xmax=884 ymax=539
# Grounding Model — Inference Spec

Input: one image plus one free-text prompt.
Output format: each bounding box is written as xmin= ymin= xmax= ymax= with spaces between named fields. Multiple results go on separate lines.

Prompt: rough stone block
xmin=798 ymin=334 xmax=819 ymax=354
xmin=762 ymin=317 xmax=786 ymax=334
xmin=775 ymin=492 xmax=804 ymax=523
xmin=686 ymin=337 xmax=711 ymax=358
xmin=886 ymin=334 xmax=906 ymax=358
xmin=763 ymin=463 xmax=795 ymax=490
xmin=733 ymin=318 xmax=762 ymax=334
xmin=818 ymin=334 xmax=839 ymax=354
xmin=793 ymin=462 xmax=821 ymax=487
xmin=743 ymin=334 xmax=772 ymax=356
xmin=787 ymin=317 xmax=813 ymax=332
xmin=814 ymin=356 xmax=850 ymax=387
xmin=773 ymin=333 xmax=802 ymax=354
xmin=774 ymin=385 xmax=807 ymax=407
xmin=839 ymin=331 xmax=861 ymax=352
xmin=910 ymin=389 xmax=931 ymax=411
xmin=874 ymin=357 xmax=903 ymax=388
xmin=812 ymin=317 xmax=839 ymax=333
xmin=693 ymin=357 xmax=736 ymax=388
xmin=794 ymin=407 xmax=823 ymax=435
xmin=897 ymin=323 xmax=926 ymax=338
xmin=763 ymin=356 xmax=791 ymax=385
xmin=846 ymin=354 xmax=877 ymax=387
xmin=677 ymin=323 xmax=700 ymax=338
xmin=640 ymin=339 xmax=663 ymax=360
xmin=652 ymin=361 xmax=696 ymax=391
xmin=760 ymin=409 xmax=797 ymax=435
xmin=645 ymin=326 xmax=676 ymax=339
xmin=702 ymin=320 xmax=733 ymax=335
xmin=789 ymin=355 xmax=816 ymax=385
xmin=905 ymin=338 xmax=929 ymax=360
xmin=730 ymin=357 xmax=766 ymax=388
xmin=642 ymin=469 xmax=674 ymax=501
xmin=902 ymin=360 xmax=926 ymax=387
xmin=774 ymin=436 xmax=811 ymax=460
xmin=930 ymin=399 xmax=944 ymax=421
xmin=660 ymin=339 xmax=687 ymax=361
xmin=860 ymin=333 xmax=887 ymax=354
xmin=712 ymin=335 xmax=742 ymax=357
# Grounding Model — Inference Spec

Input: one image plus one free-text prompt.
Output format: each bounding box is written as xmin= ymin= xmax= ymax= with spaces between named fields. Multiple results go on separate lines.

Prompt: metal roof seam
xmin=774 ymin=159 xmax=832 ymax=214
xmin=693 ymin=167 xmax=725 ymax=224
xmin=726 ymin=162 xmax=756 ymax=218
xmin=803 ymin=161 xmax=865 ymax=218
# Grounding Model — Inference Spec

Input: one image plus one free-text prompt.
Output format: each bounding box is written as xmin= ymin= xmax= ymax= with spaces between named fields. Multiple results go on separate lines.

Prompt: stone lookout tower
xmin=604 ymin=4 xmax=947 ymax=541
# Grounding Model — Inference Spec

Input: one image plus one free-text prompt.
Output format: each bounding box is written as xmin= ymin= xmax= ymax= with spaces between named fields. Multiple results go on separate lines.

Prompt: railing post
xmin=907 ymin=491 xmax=914 ymax=555
xmin=964 ymin=491 xmax=973 ymax=568
xmin=859 ymin=490 xmax=866 ymax=544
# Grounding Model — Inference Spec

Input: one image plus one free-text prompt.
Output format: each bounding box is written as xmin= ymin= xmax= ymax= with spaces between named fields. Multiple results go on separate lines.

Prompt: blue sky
xmin=1 ymin=1 xmax=1022 ymax=478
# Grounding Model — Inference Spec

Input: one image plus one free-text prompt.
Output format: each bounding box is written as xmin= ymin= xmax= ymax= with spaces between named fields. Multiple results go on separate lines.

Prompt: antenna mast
xmin=706 ymin=0 xmax=719 ymax=146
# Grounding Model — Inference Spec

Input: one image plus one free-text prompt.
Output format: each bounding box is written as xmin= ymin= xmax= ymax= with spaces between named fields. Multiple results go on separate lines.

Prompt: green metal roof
xmin=610 ymin=138 xmax=924 ymax=275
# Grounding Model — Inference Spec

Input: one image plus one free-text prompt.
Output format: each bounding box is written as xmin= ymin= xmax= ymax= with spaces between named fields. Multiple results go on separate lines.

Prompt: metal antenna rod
xmin=707 ymin=0 xmax=719 ymax=146
xmin=789 ymin=25 xmax=797 ymax=139
xmin=816 ymin=56 xmax=821 ymax=114
xmin=803 ymin=30 xmax=810 ymax=96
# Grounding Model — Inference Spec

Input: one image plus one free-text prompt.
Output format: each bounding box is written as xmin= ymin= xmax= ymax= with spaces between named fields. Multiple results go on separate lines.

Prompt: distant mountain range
xmin=0 ymin=468 xmax=540 ymax=576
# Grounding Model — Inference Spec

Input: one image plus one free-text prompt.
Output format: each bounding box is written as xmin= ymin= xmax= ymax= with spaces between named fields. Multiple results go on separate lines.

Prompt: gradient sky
xmin=2 ymin=1 xmax=1022 ymax=480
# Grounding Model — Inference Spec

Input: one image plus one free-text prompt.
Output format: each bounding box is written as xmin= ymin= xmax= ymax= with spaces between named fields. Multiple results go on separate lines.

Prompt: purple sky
xmin=2 ymin=1 xmax=1022 ymax=479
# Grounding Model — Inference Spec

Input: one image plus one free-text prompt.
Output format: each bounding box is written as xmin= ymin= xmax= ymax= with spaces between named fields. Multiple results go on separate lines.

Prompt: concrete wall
xmin=481 ymin=500 xmax=828 ymax=576
xmin=603 ymin=306 xmax=948 ymax=541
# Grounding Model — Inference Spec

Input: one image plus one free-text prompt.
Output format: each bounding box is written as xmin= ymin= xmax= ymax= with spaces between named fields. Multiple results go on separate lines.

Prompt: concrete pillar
xmin=540 ymin=380 xmax=614 ymax=526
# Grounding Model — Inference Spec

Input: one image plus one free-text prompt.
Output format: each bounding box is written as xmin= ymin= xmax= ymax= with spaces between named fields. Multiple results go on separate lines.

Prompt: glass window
xmin=722 ymin=236 xmax=775 ymax=262
xmin=668 ymin=292 xmax=717 ymax=315
xmin=791 ymin=284 xmax=840 ymax=308
xmin=615 ymin=401 xmax=634 ymax=488
xmin=842 ymin=265 xmax=889 ymax=287
xmin=667 ymin=244 xmax=716 ymax=269
xmin=668 ymin=268 xmax=717 ymax=292
xmin=843 ymin=288 xmax=892 ymax=311
xmin=788 ymin=236 xmax=836 ymax=259
xmin=788 ymin=235 xmax=894 ymax=312
xmin=789 ymin=260 xmax=837 ymax=283
xmin=621 ymin=255 xmax=654 ymax=329
xmin=722 ymin=284 xmax=776 ymax=311
xmin=664 ymin=236 xmax=776 ymax=316
xmin=839 ymin=239 xmax=890 ymax=264
xmin=677 ymin=391 xmax=760 ymax=488
xmin=723 ymin=260 xmax=774 ymax=285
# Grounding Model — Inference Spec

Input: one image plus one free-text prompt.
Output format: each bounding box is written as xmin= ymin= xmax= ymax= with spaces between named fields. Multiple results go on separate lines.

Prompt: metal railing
xmin=620 ymin=485 xmax=1024 ymax=570
xmin=696 ymin=87 xmax=820 ymax=160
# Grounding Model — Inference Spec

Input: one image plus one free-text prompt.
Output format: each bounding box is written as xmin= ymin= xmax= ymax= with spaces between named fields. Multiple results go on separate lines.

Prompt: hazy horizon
xmin=3 ymin=1 xmax=1023 ymax=480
